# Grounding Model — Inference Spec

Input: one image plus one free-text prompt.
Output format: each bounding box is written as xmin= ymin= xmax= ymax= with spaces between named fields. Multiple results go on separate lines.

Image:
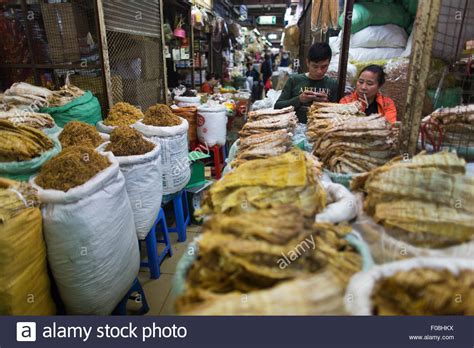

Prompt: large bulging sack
xmin=98 ymin=141 xmax=163 ymax=240
xmin=40 ymin=91 xmax=102 ymax=128
xmin=30 ymin=152 xmax=139 ymax=315
xmin=134 ymin=118 xmax=191 ymax=195
xmin=197 ymin=104 xmax=227 ymax=146
xmin=174 ymin=96 xmax=201 ymax=107
xmin=0 ymin=202 xmax=56 ymax=315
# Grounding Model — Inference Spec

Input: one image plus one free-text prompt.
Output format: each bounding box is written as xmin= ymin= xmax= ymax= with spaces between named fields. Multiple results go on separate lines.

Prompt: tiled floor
xmin=137 ymin=224 xmax=202 ymax=315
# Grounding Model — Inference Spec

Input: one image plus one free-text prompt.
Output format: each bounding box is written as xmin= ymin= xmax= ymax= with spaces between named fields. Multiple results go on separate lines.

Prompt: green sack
xmin=402 ymin=0 xmax=418 ymax=17
xmin=427 ymin=87 xmax=463 ymax=110
xmin=339 ymin=3 xmax=411 ymax=34
xmin=40 ymin=91 xmax=102 ymax=128
xmin=0 ymin=135 xmax=62 ymax=182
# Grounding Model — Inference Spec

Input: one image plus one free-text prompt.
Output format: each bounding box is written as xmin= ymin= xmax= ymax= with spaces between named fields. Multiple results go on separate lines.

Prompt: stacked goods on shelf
xmin=198 ymin=148 xmax=327 ymax=216
xmin=346 ymin=258 xmax=474 ymax=315
xmin=100 ymin=127 xmax=163 ymax=240
xmin=176 ymin=205 xmax=362 ymax=314
xmin=58 ymin=121 xmax=103 ymax=149
xmin=0 ymin=120 xmax=61 ymax=181
xmin=232 ymin=106 xmax=297 ymax=167
xmin=307 ymin=102 xmax=399 ymax=174
xmin=97 ymin=102 xmax=144 ymax=133
xmin=31 ymin=147 xmax=139 ymax=315
xmin=134 ymin=104 xmax=190 ymax=195
xmin=0 ymin=178 xmax=56 ymax=315
xmin=351 ymin=151 xmax=474 ymax=262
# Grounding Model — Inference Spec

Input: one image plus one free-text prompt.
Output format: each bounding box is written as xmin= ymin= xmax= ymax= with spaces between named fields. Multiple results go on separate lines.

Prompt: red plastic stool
xmin=192 ymin=142 xmax=226 ymax=180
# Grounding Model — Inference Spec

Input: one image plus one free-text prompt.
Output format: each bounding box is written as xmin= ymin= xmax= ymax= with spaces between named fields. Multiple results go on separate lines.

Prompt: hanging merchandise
xmin=134 ymin=106 xmax=191 ymax=195
xmin=99 ymin=129 xmax=163 ymax=240
xmin=196 ymin=104 xmax=227 ymax=147
xmin=212 ymin=16 xmax=224 ymax=52
xmin=30 ymin=151 xmax=140 ymax=315
xmin=311 ymin=0 xmax=339 ymax=33
xmin=174 ymin=15 xmax=186 ymax=39
xmin=283 ymin=25 xmax=300 ymax=55
xmin=191 ymin=6 xmax=204 ymax=29
xmin=0 ymin=179 xmax=56 ymax=315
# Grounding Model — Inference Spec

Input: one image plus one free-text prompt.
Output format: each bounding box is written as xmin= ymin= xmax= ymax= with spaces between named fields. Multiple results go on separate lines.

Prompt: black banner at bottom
xmin=2 ymin=316 xmax=473 ymax=347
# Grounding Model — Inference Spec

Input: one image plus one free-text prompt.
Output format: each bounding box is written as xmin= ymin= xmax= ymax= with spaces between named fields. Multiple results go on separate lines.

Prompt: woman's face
xmin=356 ymin=71 xmax=380 ymax=102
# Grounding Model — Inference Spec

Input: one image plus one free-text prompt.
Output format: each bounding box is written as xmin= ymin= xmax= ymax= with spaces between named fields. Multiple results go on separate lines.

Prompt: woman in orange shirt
xmin=201 ymin=73 xmax=218 ymax=94
xmin=340 ymin=65 xmax=397 ymax=123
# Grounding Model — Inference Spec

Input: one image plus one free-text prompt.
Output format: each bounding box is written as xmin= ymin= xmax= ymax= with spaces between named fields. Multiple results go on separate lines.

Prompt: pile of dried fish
xmin=198 ymin=148 xmax=326 ymax=216
xmin=0 ymin=178 xmax=40 ymax=222
xmin=143 ymin=104 xmax=181 ymax=127
xmin=105 ymin=126 xmax=155 ymax=157
xmin=35 ymin=146 xmax=110 ymax=192
xmin=372 ymin=268 xmax=474 ymax=315
xmin=2 ymin=82 xmax=53 ymax=110
xmin=233 ymin=106 xmax=297 ymax=167
xmin=352 ymin=151 xmax=474 ymax=248
xmin=104 ymin=102 xmax=144 ymax=127
xmin=59 ymin=121 xmax=103 ymax=149
xmin=422 ymin=104 xmax=474 ymax=146
xmin=0 ymin=110 xmax=55 ymax=129
xmin=1 ymin=82 xmax=85 ymax=110
xmin=177 ymin=206 xmax=362 ymax=313
xmin=307 ymin=102 xmax=399 ymax=173
xmin=178 ymin=270 xmax=347 ymax=315
xmin=0 ymin=120 xmax=54 ymax=162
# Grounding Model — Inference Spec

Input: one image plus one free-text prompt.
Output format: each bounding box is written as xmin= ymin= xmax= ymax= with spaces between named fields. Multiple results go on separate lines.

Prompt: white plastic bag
xmin=174 ymin=96 xmax=201 ymax=108
xmin=345 ymin=257 xmax=474 ymax=315
xmin=134 ymin=118 xmax=191 ymax=195
xmin=196 ymin=104 xmax=227 ymax=146
xmin=30 ymin=152 xmax=139 ymax=315
xmin=98 ymin=141 xmax=163 ymax=240
xmin=349 ymin=47 xmax=404 ymax=61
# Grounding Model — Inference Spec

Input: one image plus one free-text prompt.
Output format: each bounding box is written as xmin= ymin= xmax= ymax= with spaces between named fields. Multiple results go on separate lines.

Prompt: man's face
xmin=307 ymin=59 xmax=330 ymax=80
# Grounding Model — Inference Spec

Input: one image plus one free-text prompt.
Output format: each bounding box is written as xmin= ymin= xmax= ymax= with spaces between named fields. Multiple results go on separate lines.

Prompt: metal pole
xmin=94 ymin=0 xmax=112 ymax=113
xmin=21 ymin=0 xmax=41 ymax=86
xmin=337 ymin=0 xmax=354 ymax=100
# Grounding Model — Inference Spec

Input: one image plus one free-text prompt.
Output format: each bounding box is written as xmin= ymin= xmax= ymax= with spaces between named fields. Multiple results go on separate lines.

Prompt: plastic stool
xmin=192 ymin=143 xmax=226 ymax=180
xmin=113 ymin=278 xmax=149 ymax=315
xmin=140 ymin=208 xmax=173 ymax=279
xmin=168 ymin=190 xmax=190 ymax=242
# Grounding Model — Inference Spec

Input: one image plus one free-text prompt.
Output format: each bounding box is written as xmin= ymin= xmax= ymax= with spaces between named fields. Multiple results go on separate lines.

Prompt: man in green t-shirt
xmin=275 ymin=42 xmax=338 ymax=123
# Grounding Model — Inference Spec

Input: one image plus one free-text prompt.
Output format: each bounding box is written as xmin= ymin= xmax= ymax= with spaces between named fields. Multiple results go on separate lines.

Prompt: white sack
xmin=197 ymin=104 xmax=227 ymax=146
xmin=98 ymin=141 xmax=163 ymax=240
xmin=349 ymin=47 xmax=405 ymax=62
xmin=345 ymin=257 xmax=474 ymax=315
xmin=134 ymin=117 xmax=191 ymax=195
xmin=174 ymin=96 xmax=201 ymax=107
xmin=30 ymin=152 xmax=139 ymax=315
xmin=96 ymin=120 xmax=116 ymax=134
xmin=315 ymin=182 xmax=358 ymax=224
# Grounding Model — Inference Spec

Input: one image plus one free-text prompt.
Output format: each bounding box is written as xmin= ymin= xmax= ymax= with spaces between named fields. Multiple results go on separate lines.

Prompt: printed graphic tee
xmin=275 ymin=74 xmax=338 ymax=123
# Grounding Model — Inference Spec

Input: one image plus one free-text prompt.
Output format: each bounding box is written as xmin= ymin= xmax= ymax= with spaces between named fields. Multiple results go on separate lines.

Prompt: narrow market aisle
xmin=136 ymin=224 xmax=202 ymax=316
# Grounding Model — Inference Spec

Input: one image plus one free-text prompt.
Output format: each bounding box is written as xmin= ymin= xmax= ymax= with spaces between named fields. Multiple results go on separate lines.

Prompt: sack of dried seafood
xmin=0 ymin=178 xmax=56 ymax=315
xmin=97 ymin=102 xmax=144 ymax=133
xmin=134 ymin=115 xmax=190 ymax=195
xmin=346 ymin=257 xmax=474 ymax=315
xmin=0 ymin=120 xmax=61 ymax=181
xmin=30 ymin=151 xmax=139 ymax=315
xmin=352 ymin=151 xmax=474 ymax=262
xmin=176 ymin=206 xmax=365 ymax=314
xmin=99 ymin=127 xmax=163 ymax=240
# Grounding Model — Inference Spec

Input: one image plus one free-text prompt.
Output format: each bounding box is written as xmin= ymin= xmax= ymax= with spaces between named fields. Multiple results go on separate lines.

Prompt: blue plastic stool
xmin=164 ymin=190 xmax=190 ymax=243
xmin=140 ymin=208 xmax=173 ymax=279
xmin=113 ymin=278 xmax=149 ymax=315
